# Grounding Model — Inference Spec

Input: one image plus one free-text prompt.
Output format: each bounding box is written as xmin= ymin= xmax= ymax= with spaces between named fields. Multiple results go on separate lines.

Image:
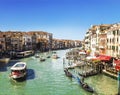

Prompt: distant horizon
xmin=0 ymin=0 xmax=120 ymax=40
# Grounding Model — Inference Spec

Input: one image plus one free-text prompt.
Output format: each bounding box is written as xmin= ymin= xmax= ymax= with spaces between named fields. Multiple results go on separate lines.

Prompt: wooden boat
xmin=64 ymin=68 xmax=72 ymax=77
xmin=76 ymin=77 xmax=94 ymax=93
xmin=10 ymin=62 xmax=27 ymax=80
xmin=81 ymin=82 xmax=94 ymax=93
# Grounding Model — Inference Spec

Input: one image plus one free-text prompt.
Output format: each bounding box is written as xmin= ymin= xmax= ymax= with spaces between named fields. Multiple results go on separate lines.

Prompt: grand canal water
xmin=0 ymin=49 xmax=118 ymax=95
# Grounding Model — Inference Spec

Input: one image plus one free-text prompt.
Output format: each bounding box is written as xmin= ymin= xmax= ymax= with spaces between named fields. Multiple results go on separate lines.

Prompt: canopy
xmin=98 ymin=55 xmax=111 ymax=61
xmin=91 ymin=55 xmax=112 ymax=62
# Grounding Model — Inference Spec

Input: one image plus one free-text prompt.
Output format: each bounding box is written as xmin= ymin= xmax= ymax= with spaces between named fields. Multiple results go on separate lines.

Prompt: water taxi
xmin=10 ymin=62 xmax=27 ymax=80
xmin=16 ymin=50 xmax=34 ymax=58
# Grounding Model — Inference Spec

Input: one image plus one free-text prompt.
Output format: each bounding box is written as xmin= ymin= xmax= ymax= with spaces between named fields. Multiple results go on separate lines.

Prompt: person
xmin=83 ymin=83 xmax=88 ymax=88
xmin=81 ymin=77 xmax=84 ymax=82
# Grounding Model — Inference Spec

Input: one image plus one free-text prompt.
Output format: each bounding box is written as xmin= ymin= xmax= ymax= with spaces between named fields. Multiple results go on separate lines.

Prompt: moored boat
xmin=15 ymin=50 xmax=34 ymax=58
xmin=10 ymin=62 xmax=27 ymax=80
xmin=64 ymin=68 xmax=72 ymax=77
xmin=81 ymin=82 xmax=94 ymax=93
xmin=0 ymin=58 xmax=10 ymax=64
xmin=77 ymin=77 xmax=94 ymax=93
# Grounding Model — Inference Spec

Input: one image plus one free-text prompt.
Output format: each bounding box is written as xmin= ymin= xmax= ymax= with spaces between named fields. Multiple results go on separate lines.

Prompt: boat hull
xmin=10 ymin=62 xmax=27 ymax=81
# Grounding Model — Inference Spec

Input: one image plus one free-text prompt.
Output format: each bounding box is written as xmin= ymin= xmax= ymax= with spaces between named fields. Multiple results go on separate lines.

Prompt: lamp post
xmin=118 ymin=70 xmax=120 ymax=95
xmin=115 ymin=65 xmax=120 ymax=95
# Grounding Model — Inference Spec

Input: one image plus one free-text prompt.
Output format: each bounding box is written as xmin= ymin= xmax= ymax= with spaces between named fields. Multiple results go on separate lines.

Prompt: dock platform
xmin=102 ymin=69 xmax=118 ymax=80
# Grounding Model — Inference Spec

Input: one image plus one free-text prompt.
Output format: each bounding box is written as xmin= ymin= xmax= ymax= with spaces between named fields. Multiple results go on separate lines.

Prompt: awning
xmin=91 ymin=55 xmax=112 ymax=62
xmin=98 ymin=55 xmax=111 ymax=62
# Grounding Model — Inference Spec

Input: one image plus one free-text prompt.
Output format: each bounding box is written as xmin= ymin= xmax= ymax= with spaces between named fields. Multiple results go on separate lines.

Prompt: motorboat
xmin=10 ymin=62 xmax=27 ymax=80
xmin=0 ymin=58 xmax=10 ymax=64
xmin=35 ymin=54 xmax=40 ymax=58
xmin=40 ymin=56 xmax=46 ymax=62
xmin=52 ymin=54 xmax=58 ymax=59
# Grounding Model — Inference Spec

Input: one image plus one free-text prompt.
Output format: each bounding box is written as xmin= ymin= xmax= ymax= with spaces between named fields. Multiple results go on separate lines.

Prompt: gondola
xmin=77 ymin=77 xmax=94 ymax=93
xmin=64 ymin=68 xmax=72 ymax=77
xmin=81 ymin=82 xmax=94 ymax=93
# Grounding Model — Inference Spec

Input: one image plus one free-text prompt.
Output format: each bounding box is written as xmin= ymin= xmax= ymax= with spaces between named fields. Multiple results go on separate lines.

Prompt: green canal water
xmin=0 ymin=50 xmax=118 ymax=95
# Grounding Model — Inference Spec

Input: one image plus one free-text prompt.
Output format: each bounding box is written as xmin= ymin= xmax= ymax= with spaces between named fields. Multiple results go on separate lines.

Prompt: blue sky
xmin=0 ymin=0 xmax=120 ymax=40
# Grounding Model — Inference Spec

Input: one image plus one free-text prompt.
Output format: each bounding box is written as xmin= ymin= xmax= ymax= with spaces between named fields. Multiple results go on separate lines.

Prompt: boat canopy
xmin=11 ymin=62 xmax=26 ymax=70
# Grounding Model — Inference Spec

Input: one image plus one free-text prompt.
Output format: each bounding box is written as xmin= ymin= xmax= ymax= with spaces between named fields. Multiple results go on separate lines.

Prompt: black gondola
xmin=77 ymin=77 xmax=94 ymax=93
xmin=64 ymin=68 xmax=72 ymax=77
xmin=81 ymin=82 xmax=94 ymax=93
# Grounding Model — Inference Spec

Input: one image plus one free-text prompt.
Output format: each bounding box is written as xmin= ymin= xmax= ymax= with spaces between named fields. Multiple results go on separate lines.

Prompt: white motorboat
xmin=10 ymin=62 xmax=27 ymax=80
xmin=35 ymin=54 xmax=40 ymax=58
xmin=40 ymin=56 xmax=46 ymax=62
xmin=52 ymin=54 xmax=58 ymax=59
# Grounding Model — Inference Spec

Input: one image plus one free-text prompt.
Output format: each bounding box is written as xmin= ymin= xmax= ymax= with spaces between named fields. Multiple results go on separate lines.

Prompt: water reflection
xmin=10 ymin=78 xmax=26 ymax=87
xmin=26 ymin=69 xmax=35 ymax=80
xmin=0 ymin=65 xmax=7 ymax=72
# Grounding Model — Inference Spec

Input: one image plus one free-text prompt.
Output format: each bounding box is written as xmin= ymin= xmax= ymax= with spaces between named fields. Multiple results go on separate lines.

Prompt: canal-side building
xmin=0 ymin=32 xmax=6 ymax=56
xmin=74 ymin=40 xmax=82 ymax=47
xmin=11 ymin=32 xmax=24 ymax=52
xmin=97 ymin=24 xmax=111 ymax=55
xmin=28 ymin=31 xmax=53 ymax=52
xmin=107 ymin=23 xmax=120 ymax=57
xmin=0 ymin=30 xmax=82 ymax=57
xmin=0 ymin=31 xmax=53 ymax=52
xmin=84 ymin=24 xmax=111 ymax=56
xmin=85 ymin=25 xmax=98 ymax=56
xmin=23 ymin=32 xmax=33 ymax=51
xmin=52 ymin=39 xmax=60 ymax=50
xmin=51 ymin=39 xmax=81 ymax=50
